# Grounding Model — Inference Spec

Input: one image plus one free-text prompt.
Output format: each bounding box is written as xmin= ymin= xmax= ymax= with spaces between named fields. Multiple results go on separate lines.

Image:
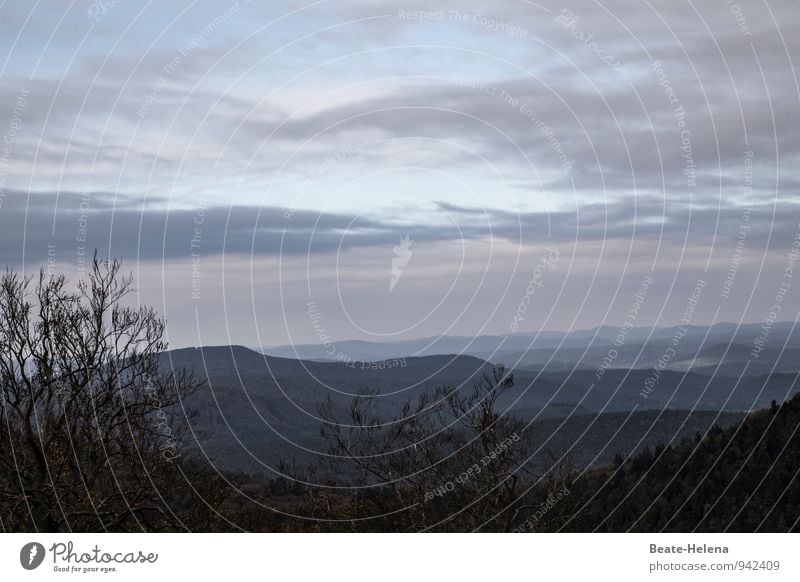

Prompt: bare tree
xmin=314 ymin=365 xmax=538 ymax=531
xmin=0 ymin=256 xmax=210 ymax=531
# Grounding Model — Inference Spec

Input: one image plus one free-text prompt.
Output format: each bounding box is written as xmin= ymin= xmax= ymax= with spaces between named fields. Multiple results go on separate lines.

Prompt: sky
xmin=0 ymin=0 xmax=798 ymax=348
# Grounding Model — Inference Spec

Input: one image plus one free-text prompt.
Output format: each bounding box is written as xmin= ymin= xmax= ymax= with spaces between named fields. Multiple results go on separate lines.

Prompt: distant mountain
xmin=162 ymin=344 xmax=800 ymax=474
xmin=260 ymin=322 xmax=800 ymax=377
xmin=164 ymin=346 xmax=504 ymax=472
xmin=258 ymin=331 xmax=579 ymax=361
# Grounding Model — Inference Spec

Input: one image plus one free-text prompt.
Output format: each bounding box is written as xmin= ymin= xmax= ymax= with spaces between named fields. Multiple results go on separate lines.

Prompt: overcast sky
xmin=1 ymin=0 xmax=798 ymax=348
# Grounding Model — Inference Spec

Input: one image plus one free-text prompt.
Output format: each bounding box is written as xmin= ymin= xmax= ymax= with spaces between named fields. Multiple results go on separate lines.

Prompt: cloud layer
xmin=1 ymin=0 xmax=798 ymax=345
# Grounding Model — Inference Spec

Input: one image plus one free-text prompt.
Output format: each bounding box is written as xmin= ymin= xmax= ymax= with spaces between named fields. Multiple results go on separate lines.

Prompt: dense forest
xmin=213 ymin=392 xmax=800 ymax=532
xmin=558 ymin=397 xmax=800 ymax=532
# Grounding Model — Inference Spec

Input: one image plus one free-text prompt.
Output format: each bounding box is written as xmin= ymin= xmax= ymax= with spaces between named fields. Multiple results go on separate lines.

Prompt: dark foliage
xmin=556 ymin=396 xmax=800 ymax=532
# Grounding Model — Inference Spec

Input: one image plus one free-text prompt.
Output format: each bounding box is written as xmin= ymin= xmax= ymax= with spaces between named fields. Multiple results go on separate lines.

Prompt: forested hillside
xmin=557 ymin=396 xmax=800 ymax=532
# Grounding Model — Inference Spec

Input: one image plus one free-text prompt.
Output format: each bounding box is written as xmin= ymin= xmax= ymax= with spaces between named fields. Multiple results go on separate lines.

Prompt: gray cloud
xmin=2 ymin=0 xmax=799 ymax=345
xmin=2 ymin=0 xmax=797 ymax=197
xmin=1 ymin=190 xmax=796 ymax=268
